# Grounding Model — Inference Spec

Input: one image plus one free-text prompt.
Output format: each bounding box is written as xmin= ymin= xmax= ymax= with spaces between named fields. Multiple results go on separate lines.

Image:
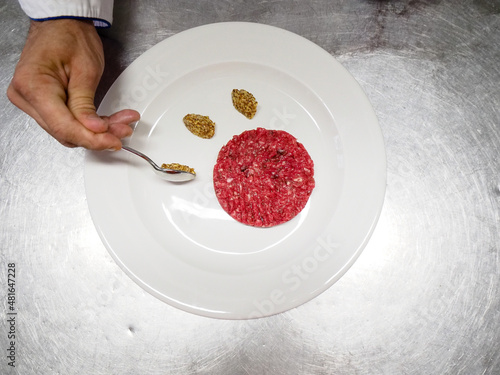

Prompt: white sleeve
xmin=17 ymin=0 xmax=114 ymax=28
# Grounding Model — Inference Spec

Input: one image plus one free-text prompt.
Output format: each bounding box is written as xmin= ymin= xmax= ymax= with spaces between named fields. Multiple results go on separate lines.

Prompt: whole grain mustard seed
xmin=231 ymin=89 xmax=258 ymax=119
xmin=183 ymin=114 xmax=215 ymax=139
xmin=161 ymin=163 xmax=196 ymax=175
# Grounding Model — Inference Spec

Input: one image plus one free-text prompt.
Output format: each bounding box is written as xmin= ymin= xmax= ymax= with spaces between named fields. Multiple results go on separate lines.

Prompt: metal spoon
xmin=122 ymin=146 xmax=196 ymax=182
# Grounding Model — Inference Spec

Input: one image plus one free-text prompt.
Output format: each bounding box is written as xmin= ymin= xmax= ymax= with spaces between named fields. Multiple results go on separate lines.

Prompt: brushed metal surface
xmin=1 ymin=1 xmax=499 ymax=374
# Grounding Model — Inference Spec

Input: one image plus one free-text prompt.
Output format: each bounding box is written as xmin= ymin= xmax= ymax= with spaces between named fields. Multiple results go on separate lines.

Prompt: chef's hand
xmin=7 ymin=19 xmax=140 ymax=150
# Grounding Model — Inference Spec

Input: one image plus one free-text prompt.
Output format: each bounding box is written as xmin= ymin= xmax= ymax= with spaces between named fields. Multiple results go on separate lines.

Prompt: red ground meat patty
xmin=213 ymin=127 xmax=315 ymax=227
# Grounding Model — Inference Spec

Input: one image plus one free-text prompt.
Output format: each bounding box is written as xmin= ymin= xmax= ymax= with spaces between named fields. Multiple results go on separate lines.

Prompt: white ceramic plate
xmin=85 ymin=22 xmax=386 ymax=319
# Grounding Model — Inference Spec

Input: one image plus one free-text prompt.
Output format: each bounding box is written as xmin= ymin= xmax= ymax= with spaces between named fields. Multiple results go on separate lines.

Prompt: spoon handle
xmin=122 ymin=146 xmax=161 ymax=171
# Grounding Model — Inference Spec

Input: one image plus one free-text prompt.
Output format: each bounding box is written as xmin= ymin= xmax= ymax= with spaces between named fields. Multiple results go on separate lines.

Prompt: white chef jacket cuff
xmin=17 ymin=1 xmax=114 ymax=28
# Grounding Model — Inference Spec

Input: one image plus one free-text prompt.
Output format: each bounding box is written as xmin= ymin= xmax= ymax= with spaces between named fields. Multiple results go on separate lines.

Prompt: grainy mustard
xmin=183 ymin=114 xmax=215 ymax=139
xmin=231 ymin=89 xmax=258 ymax=119
xmin=161 ymin=163 xmax=196 ymax=175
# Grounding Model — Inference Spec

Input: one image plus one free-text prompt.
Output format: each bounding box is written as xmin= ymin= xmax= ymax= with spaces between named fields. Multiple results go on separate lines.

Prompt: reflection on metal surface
xmin=1 ymin=0 xmax=499 ymax=374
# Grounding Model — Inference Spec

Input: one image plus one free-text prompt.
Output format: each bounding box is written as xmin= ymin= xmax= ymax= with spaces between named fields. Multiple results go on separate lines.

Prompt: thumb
xmin=66 ymin=68 xmax=107 ymax=134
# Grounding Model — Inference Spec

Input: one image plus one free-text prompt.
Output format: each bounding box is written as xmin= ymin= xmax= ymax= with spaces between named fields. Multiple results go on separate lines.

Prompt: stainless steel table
xmin=2 ymin=1 xmax=499 ymax=374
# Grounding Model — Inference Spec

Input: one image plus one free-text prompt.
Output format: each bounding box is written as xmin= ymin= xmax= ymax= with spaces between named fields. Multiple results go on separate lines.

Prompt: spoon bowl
xmin=122 ymin=146 xmax=196 ymax=182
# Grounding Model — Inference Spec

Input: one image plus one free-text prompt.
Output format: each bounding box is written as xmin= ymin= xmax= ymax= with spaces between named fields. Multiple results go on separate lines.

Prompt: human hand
xmin=7 ymin=19 xmax=140 ymax=150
